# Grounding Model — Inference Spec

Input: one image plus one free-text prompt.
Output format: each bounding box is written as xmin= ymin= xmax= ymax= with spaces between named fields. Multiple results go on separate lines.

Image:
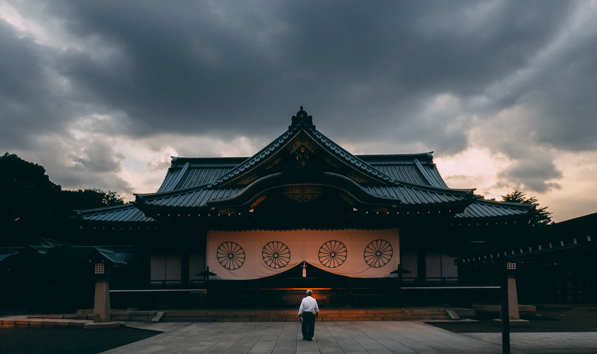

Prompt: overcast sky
xmin=1 ymin=0 xmax=596 ymax=221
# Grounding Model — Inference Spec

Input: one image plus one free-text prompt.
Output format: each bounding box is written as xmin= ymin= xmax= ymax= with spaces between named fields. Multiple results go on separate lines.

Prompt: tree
xmin=0 ymin=153 xmax=65 ymax=244
xmin=61 ymin=188 xmax=124 ymax=211
xmin=501 ymin=190 xmax=553 ymax=226
xmin=0 ymin=153 xmax=126 ymax=245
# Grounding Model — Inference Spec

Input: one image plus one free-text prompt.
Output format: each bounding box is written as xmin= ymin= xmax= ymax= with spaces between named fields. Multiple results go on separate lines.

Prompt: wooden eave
xmin=207 ymin=172 xmax=400 ymax=208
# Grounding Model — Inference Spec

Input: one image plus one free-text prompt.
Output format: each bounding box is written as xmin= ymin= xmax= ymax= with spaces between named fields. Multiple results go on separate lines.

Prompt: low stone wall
xmin=453 ymin=308 xmax=476 ymax=317
xmin=6 ymin=309 xmax=157 ymax=325
xmin=472 ymin=304 xmax=536 ymax=319
xmin=28 ymin=313 xmax=92 ymax=320
xmin=0 ymin=319 xmax=87 ymax=328
xmin=111 ymin=311 xmax=157 ymax=322
xmin=76 ymin=308 xmax=156 ymax=322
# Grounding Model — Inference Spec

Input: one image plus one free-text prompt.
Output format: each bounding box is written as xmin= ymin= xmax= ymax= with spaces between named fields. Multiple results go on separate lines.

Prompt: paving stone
xmin=95 ymin=320 xmax=597 ymax=354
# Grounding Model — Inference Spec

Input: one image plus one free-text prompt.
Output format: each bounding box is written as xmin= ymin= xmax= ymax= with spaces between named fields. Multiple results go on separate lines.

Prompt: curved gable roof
xmin=153 ymin=108 xmax=458 ymax=197
xmin=133 ymin=108 xmax=477 ymax=210
xmin=75 ymin=107 xmax=533 ymax=222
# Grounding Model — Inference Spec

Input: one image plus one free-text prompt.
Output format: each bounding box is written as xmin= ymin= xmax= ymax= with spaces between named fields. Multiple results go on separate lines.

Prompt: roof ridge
xmin=429 ymin=162 xmax=449 ymax=188
xmin=75 ymin=203 xmax=135 ymax=215
xmin=473 ymin=198 xmax=536 ymax=209
xmin=156 ymin=165 xmax=175 ymax=192
xmin=205 ymin=124 xmax=303 ymax=188
xmin=308 ymin=128 xmax=399 ymax=185
xmin=413 ymin=158 xmax=433 ymax=185
xmin=136 ymin=185 xmax=209 ymax=200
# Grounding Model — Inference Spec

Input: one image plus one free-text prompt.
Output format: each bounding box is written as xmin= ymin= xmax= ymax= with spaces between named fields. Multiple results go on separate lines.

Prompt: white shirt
xmin=298 ymin=296 xmax=319 ymax=315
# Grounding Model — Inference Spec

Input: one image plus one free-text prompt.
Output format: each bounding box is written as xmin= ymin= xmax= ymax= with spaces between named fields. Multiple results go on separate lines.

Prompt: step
xmin=163 ymin=315 xmax=450 ymax=322
xmin=161 ymin=308 xmax=449 ymax=322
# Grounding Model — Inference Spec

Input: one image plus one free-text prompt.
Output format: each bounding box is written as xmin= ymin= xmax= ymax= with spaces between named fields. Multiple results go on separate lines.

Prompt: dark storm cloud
xmin=70 ymin=139 xmax=125 ymax=173
xmin=0 ymin=16 xmax=122 ymax=150
xmin=529 ymin=41 xmax=597 ymax=152
xmin=497 ymin=155 xmax=563 ymax=193
xmin=1 ymin=0 xmax=596 ymax=195
xmin=46 ymin=1 xmax=573 ymax=138
xmin=0 ymin=20 xmax=60 ymax=149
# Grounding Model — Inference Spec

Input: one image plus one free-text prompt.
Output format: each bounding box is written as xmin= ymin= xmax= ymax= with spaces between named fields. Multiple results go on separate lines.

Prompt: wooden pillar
xmin=397 ymin=231 xmax=404 ymax=306
xmin=181 ymin=249 xmax=190 ymax=286
xmin=254 ymin=279 xmax=261 ymax=308
xmin=201 ymin=228 xmax=208 ymax=284
xmin=347 ymin=277 xmax=354 ymax=307
xmin=395 ymin=264 xmax=403 ymax=306
xmin=417 ymin=248 xmax=427 ymax=284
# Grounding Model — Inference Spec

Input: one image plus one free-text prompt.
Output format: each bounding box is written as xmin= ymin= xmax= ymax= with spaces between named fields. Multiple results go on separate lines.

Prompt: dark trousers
xmin=301 ymin=312 xmax=315 ymax=339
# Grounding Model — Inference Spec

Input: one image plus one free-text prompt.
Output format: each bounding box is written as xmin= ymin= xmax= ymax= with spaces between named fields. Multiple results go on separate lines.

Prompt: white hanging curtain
xmin=206 ymin=228 xmax=399 ymax=280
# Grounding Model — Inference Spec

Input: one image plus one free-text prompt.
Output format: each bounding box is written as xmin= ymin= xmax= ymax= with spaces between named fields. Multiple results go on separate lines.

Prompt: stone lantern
xmin=88 ymin=247 xmax=126 ymax=323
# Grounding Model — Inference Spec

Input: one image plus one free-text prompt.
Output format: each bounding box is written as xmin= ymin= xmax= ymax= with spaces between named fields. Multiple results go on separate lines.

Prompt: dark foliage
xmin=22 ymin=247 xmax=96 ymax=313
xmin=0 ymin=153 xmax=125 ymax=246
xmin=0 ymin=153 xmax=65 ymax=245
xmin=62 ymin=188 xmax=124 ymax=211
xmin=501 ymin=190 xmax=553 ymax=226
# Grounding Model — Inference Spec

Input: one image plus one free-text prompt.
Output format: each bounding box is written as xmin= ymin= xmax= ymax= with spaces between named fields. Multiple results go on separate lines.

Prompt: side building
xmin=75 ymin=107 xmax=535 ymax=308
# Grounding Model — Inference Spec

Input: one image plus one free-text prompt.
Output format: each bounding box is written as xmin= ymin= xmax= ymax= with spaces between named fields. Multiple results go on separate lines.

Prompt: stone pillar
xmin=507 ymin=275 xmax=520 ymax=319
xmin=93 ymin=280 xmax=111 ymax=323
xmin=493 ymin=269 xmax=528 ymax=327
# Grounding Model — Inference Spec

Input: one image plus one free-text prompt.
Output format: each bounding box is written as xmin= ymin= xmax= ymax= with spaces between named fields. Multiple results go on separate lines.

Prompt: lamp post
xmin=196 ymin=266 xmax=217 ymax=307
xmin=501 ymin=261 xmax=517 ymax=354
xmin=390 ymin=264 xmax=411 ymax=306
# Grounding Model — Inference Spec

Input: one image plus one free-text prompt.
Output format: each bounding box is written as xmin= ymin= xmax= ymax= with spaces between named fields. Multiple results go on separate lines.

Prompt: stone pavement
xmin=463 ymin=332 xmax=597 ymax=354
xmin=100 ymin=321 xmax=597 ymax=354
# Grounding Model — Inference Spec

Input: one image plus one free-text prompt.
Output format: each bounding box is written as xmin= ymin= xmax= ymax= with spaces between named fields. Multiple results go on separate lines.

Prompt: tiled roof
xmin=0 ymin=243 xmax=137 ymax=267
xmin=157 ymin=157 xmax=243 ymax=192
xmin=373 ymin=165 xmax=430 ymax=186
xmin=94 ymin=247 xmax=127 ymax=264
xmin=174 ymin=167 xmax=232 ymax=190
xmin=0 ymin=251 xmax=18 ymax=264
xmin=364 ymin=185 xmax=465 ymax=204
xmin=77 ymin=204 xmax=155 ymax=222
xmin=139 ymin=184 xmax=467 ymax=208
xmin=157 ymin=153 xmax=449 ymax=194
xmin=455 ymin=201 xmax=533 ymax=219
xmin=113 ymin=249 xmax=137 ymax=265
xmin=78 ymin=195 xmax=531 ymax=222
xmin=141 ymin=187 xmax=244 ymax=208
xmin=138 ymin=119 xmax=464 ymax=209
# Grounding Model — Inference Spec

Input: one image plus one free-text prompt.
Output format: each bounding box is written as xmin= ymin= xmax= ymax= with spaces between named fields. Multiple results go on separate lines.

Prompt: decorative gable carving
xmin=284 ymin=187 xmax=323 ymax=203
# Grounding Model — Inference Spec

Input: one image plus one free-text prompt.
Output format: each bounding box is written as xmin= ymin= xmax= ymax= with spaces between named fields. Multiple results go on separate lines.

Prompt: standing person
xmin=298 ymin=289 xmax=319 ymax=341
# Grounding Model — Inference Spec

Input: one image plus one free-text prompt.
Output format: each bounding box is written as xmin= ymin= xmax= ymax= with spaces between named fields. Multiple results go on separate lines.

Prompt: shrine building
xmin=76 ymin=107 xmax=535 ymax=308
